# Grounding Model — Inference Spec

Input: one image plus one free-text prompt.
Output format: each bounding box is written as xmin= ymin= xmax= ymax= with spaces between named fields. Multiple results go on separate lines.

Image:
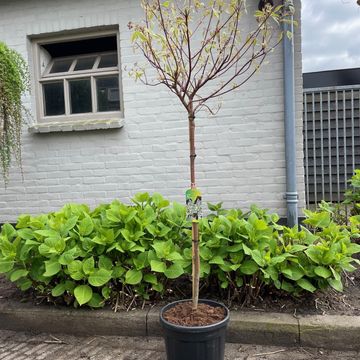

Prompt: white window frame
xmin=31 ymin=29 xmax=123 ymax=127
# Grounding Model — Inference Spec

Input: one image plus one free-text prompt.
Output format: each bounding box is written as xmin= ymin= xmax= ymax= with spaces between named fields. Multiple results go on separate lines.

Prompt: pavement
xmin=1 ymin=299 xmax=360 ymax=352
xmin=0 ymin=330 xmax=359 ymax=360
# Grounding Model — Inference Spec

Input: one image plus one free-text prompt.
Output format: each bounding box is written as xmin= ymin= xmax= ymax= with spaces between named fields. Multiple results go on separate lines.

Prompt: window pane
xmin=50 ymin=58 xmax=73 ymax=73
xmin=98 ymin=53 xmax=118 ymax=68
xmin=43 ymin=82 xmax=65 ymax=116
xmin=69 ymin=78 xmax=92 ymax=114
xmin=74 ymin=56 xmax=96 ymax=71
xmin=96 ymin=76 xmax=120 ymax=112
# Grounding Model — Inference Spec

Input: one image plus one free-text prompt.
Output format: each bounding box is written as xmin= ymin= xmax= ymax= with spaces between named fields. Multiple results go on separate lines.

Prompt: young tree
xmin=0 ymin=42 xmax=29 ymax=184
xmin=129 ymin=0 xmax=294 ymax=310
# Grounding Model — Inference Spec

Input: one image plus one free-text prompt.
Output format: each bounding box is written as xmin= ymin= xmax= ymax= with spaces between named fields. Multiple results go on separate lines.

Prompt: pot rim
xmin=159 ymin=299 xmax=230 ymax=332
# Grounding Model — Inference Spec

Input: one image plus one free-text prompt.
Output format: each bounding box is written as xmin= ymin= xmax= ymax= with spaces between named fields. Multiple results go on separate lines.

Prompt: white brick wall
xmin=0 ymin=0 xmax=305 ymax=222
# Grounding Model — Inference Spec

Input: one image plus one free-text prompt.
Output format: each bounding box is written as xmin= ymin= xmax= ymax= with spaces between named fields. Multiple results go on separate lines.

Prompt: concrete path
xmin=0 ymin=330 xmax=358 ymax=360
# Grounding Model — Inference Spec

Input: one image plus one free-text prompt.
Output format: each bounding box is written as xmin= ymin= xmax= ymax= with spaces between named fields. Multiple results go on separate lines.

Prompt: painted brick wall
xmin=0 ymin=0 xmax=304 ymax=222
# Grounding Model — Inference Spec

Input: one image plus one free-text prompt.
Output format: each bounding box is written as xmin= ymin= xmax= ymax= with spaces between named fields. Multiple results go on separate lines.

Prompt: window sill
xmin=28 ymin=119 xmax=124 ymax=133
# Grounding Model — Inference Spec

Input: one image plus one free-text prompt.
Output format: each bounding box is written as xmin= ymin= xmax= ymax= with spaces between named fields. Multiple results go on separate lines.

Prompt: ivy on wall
xmin=0 ymin=42 xmax=29 ymax=184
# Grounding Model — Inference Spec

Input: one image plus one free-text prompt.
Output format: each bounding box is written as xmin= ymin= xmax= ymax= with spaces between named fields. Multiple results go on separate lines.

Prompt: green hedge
xmin=0 ymin=192 xmax=359 ymax=308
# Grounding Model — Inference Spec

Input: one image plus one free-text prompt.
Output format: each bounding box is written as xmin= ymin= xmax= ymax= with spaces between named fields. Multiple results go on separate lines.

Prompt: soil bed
xmin=163 ymin=301 xmax=226 ymax=326
xmin=1 ymin=267 xmax=359 ymax=316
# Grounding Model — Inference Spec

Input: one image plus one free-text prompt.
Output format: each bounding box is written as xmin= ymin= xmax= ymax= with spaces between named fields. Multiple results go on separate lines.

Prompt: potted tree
xmin=129 ymin=1 xmax=293 ymax=359
xmin=0 ymin=42 xmax=29 ymax=184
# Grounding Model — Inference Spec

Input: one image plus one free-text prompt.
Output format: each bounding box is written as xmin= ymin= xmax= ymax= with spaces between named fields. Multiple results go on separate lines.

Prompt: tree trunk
xmin=188 ymin=113 xmax=200 ymax=310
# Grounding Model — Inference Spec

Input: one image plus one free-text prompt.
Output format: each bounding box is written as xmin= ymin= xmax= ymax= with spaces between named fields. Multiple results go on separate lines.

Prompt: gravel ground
xmin=0 ymin=330 xmax=358 ymax=360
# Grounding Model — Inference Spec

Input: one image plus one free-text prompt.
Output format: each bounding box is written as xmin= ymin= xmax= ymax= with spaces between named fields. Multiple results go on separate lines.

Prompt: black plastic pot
xmin=159 ymin=299 xmax=230 ymax=360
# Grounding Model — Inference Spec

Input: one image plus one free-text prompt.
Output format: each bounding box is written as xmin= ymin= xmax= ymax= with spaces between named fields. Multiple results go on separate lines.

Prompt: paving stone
xmin=299 ymin=314 xmax=360 ymax=351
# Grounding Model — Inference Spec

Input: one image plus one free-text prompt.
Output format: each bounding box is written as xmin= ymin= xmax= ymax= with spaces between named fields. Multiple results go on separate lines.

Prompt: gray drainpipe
xmin=283 ymin=0 xmax=298 ymax=227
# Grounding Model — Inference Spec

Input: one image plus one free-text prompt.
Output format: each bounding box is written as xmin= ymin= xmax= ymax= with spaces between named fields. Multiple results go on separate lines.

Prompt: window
xmin=30 ymin=30 xmax=123 ymax=131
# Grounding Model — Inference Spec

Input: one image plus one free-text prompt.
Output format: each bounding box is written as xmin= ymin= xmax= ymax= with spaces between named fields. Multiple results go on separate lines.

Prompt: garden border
xmin=0 ymin=299 xmax=358 ymax=351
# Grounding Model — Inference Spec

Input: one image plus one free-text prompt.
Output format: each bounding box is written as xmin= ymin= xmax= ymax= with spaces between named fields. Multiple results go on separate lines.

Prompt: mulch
xmin=1 ymin=267 xmax=359 ymax=316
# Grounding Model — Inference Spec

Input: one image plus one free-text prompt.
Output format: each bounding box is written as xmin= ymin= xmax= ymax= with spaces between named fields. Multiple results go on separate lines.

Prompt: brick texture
xmin=0 ymin=0 xmax=304 ymax=222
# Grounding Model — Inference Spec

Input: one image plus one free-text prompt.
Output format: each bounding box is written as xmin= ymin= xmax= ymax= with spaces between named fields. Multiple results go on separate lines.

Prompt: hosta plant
xmin=0 ymin=193 xmax=359 ymax=308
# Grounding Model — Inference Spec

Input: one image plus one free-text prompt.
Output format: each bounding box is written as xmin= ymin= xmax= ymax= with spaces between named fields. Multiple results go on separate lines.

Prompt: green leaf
xmin=297 ymin=278 xmax=316 ymax=292
xmin=150 ymin=260 xmax=166 ymax=273
xmin=152 ymin=282 xmax=164 ymax=292
xmin=251 ymin=249 xmax=266 ymax=267
xmin=68 ymin=260 xmax=84 ymax=281
xmin=34 ymin=229 xmax=60 ymax=239
xmin=98 ymin=255 xmax=113 ymax=270
xmin=314 ymin=266 xmax=332 ymax=279
xmin=0 ymin=259 xmax=14 ymax=273
xmin=303 ymin=210 xmax=331 ymax=228
xmin=102 ymin=286 xmax=111 ymax=299
xmin=125 ymin=269 xmax=143 ymax=285
xmin=78 ymin=215 xmax=94 ymax=236
xmin=88 ymin=268 xmax=112 ymax=287
xmin=305 ymin=247 xmax=321 ymax=264
xmin=44 ymin=259 xmax=61 ymax=277
xmin=82 ymin=257 xmax=95 ymax=275
xmin=240 ymin=260 xmax=258 ymax=275
xmin=164 ymin=263 xmax=184 ymax=279
xmin=328 ymin=278 xmax=343 ymax=292
xmin=17 ymin=278 xmax=32 ymax=291
xmin=17 ymin=228 xmax=34 ymax=240
xmin=112 ymin=266 xmax=126 ymax=279
xmin=282 ymin=265 xmax=304 ymax=281
xmin=10 ymin=269 xmax=29 ymax=282
xmin=74 ymin=285 xmax=93 ymax=306
xmin=51 ymin=283 xmax=66 ymax=297
xmin=209 ymin=256 xmax=225 ymax=265
xmin=88 ymin=293 xmax=104 ymax=308
xmin=281 ymin=281 xmax=294 ymax=293
xmin=144 ymin=273 xmax=157 ymax=285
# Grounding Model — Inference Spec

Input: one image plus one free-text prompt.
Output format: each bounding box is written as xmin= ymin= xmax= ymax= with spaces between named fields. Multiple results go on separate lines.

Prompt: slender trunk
xmin=188 ymin=112 xmax=200 ymax=310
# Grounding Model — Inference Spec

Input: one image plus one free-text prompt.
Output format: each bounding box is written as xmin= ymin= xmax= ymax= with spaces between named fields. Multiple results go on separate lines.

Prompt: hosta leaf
xmin=305 ymin=247 xmax=321 ymax=264
xmin=17 ymin=278 xmax=32 ymax=291
xmin=0 ymin=259 xmax=14 ymax=273
xmin=282 ymin=265 xmax=304 ymax=281
xmin=74 ymin=285 xmax=93 ymax=306
xmin=240 ymin=260 xmax=258 ymax=275
xmin=98 ymin=255 xmax=113 ymax=270
xmin=10 ymin=269 xmax=29 ymax=282
xmin=78 ymin=216 xmax=94 ymax=236
xmin=144 ymin=273 xmax=157 ymax=285
xmin=112 ymin=266 xmax=126 ymax=279
xmin=88 ymin=269 xmax=112 ymax=287
xmin=51 ymin=283 xmax=66 ymax=297
xmin=150 ymin=260 xmax=166 ymax=273
xmin=314 ymin=266 xmax=332 ymax=279
xmin=251 ymin=249 xmax=266 ymax=267
xmin=102 ymin=286 xmax=111 ymax=299
xmin=88 ymin=293 xmax=104 ymax=308
xmin=82 ymin=257 xmax=95 ymax=275
xmin=209 ymin=256 xmax=225 ymax=265
xmin=58 ymin=251 xmax=75 ymax=266
xmin=164 ymin=263 xmax=184 ymax=279
xmin=328 ymin=278 xmax=343 ymax=292
xmin=152 ymin=282 xmax=164 ymax=292
xmin=68 ymin=260 xmax=84 ymax=281
xmin=125 ymin=269 xmax=143 ymax=285
xmin=166 ymin=251 xmax=183 ymax=261
xmin=281 ymin=281 xmax=295 ymax=293
xmin=17 ymin=228 xmax=34 ymax=240
xmin=34 ymin=229 xmax=60 ymax=239
xmin=297 ymin=278 xmax=316 ymax=293
xmin=44 ymin=259 xmax=61 ymax=277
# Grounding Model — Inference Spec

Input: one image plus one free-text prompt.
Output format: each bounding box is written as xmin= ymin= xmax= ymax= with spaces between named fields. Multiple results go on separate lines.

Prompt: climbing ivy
xmin=0 ymin=42 xmax=29 ymax=184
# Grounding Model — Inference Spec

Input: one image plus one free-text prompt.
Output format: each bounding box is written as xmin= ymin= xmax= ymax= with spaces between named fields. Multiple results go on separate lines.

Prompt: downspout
xmin=283 ymin=0 xmax=298 ymax=227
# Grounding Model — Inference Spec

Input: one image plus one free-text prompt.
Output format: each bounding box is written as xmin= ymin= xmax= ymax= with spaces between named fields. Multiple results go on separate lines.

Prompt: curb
xmin=0 ymin=300 xmax=359 ymax=351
